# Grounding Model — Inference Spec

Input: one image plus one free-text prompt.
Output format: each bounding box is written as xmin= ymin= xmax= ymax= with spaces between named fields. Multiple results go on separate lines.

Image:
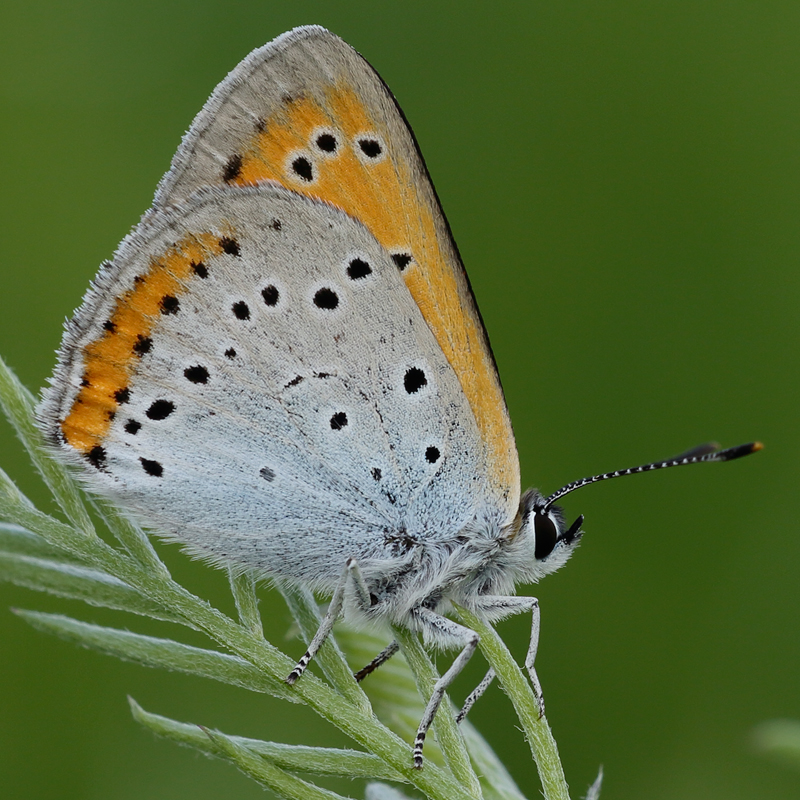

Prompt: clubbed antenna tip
xmin=541 ymin=440 xmax=763 ymax=511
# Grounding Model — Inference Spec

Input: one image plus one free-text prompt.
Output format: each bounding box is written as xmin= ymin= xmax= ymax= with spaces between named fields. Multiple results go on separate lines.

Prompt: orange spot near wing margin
xmin=61 ymin=232 xmax=224 ymax=455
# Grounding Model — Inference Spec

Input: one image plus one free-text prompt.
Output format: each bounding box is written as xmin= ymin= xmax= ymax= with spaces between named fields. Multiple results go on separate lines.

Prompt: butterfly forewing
xmin=154 ymin=25 xmax=520 ymax=520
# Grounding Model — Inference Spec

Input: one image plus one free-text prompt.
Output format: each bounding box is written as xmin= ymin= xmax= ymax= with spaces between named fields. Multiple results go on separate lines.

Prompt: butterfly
xmin=38 ymin=25 xmax=760 ymax=767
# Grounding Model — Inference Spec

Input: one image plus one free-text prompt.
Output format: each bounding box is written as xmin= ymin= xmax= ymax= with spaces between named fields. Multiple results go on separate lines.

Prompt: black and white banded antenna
xmin=538 ymin=441 xmax=763 ymax=514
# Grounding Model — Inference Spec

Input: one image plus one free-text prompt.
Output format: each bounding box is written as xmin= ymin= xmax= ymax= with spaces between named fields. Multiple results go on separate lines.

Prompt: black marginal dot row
xmin=280 ymin=131 xmax=384 ymax=185
xmin=126 ymin=237 xmax=239 ymax=358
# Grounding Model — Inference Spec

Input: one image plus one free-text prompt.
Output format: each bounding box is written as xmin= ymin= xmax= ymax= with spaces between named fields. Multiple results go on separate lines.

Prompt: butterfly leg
xmin=354 ymin=639 xmax=400 ymax=682
xmin=410 ymin=607 xmax=480 ymax=769
xmin=286 ymin=557 xmax=370 ymax=684
xmin=455 ymin=667 xmax=495 ymax=723
xmin=454 ymin=595 xmax=543 ymax=723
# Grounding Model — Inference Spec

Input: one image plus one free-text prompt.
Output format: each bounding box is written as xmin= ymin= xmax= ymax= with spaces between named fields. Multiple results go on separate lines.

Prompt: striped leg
xmin=455 ymin=595 xmax=543 ymax=723
xmin=410 ymin=607 xmax=480 ymax=769
xmin=455 ymin=667 xmax=495 ymax=723
xmin=286 ymin=557 xmax=370 ymax=684
xmin=354 ymin=639 xmax=400 ymax=682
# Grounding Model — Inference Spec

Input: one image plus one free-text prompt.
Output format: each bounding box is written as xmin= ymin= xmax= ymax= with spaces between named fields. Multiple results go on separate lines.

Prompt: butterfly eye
xmin=533 ymin=511 xmax=558 ymax=560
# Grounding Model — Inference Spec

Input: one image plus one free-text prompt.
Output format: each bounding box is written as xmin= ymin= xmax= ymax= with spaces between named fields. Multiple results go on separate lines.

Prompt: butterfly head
xmin=515 ymin=489 xmax=584 ymax=580
xmin=512 ymin=441 xmax=762 ymax=583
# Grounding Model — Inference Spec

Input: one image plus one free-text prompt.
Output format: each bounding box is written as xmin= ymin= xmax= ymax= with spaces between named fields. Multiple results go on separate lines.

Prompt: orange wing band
xmin=61 ymin=232 xmax=225 ymax=454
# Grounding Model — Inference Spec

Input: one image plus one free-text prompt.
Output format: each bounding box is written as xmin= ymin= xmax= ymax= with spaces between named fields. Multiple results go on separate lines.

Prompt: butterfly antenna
xmin=540 ymin=441 xmax=763 ymax=512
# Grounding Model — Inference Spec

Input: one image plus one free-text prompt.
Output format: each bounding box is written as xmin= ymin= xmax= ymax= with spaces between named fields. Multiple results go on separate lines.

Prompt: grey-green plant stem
xmin=130 ymin=698 xmax=406 ymax=782
xmin=0 ymin=358 xmax=94 ymax=534
xmin=0 ymin=476 xmax=473 ymax=798
xmin=1 ymin=497 xmax=474 ymax=799
xmin=454 ymin=605 xmax=570 ymax=800
xmin=95 ymin=499 xmax=171 ymax=579
xmin=229 ymin=568 xmax=265 ymax=637
xmin=202 ymin=723 xmax=355 ymax=800
xmin=0 ymin=551 xmax=184 ymax=623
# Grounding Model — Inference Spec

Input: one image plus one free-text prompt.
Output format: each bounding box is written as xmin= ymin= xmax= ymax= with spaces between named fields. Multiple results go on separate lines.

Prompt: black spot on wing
xmin=124 ymin=419 xmax=141 ymax=435
xmin=184 ymin=365 xmax=209 ymax=384
xmin=219 ymin=237 xmax=240 ymax=256
xmin=358 ymin=138 xmax=382 ymax=158
xmin=313 ymin=288 xmax=338 ymax=310
xmin=404 ymin=367 xmax=427 ymax=394
xmin=392 ymin=253 xmax=412 ymax=271
xmin=347 ymin=258 xmax=372 ymax=280
xmin=291 ymin=156 xmax=313 ymax=181
xmin=146 ymin=400 xmax=175 ymax=420
xmin=160 ymin=295 xmax=179 ymax=315
xmin=261 ymin=285 xmax=279 ymax=306
xmin=330 ymin=412 xmax=348 ymax=430
xmin=140 ymin=458 xmax=163 ymax=477
xmin=222 ymin=154 xmax=243 ymax=183
xmin=133 ymin=335 xmax=152 ymax=356
xmin=232 ymin=301 xmax=250 ymax=320
xmin=87 ymin=445 xmax=106 ymax=470
xmin=316 ymin=133 xmax=337 ymax=152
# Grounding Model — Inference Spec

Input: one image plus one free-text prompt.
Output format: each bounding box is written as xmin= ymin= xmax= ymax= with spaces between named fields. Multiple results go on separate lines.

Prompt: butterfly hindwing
xmin=40 ymin=185 xmax=488 ymax=583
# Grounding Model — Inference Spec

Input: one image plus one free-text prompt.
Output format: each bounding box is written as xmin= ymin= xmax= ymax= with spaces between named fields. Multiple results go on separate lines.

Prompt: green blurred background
xmin=0 ymin=1 xmax=796 ymax=798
